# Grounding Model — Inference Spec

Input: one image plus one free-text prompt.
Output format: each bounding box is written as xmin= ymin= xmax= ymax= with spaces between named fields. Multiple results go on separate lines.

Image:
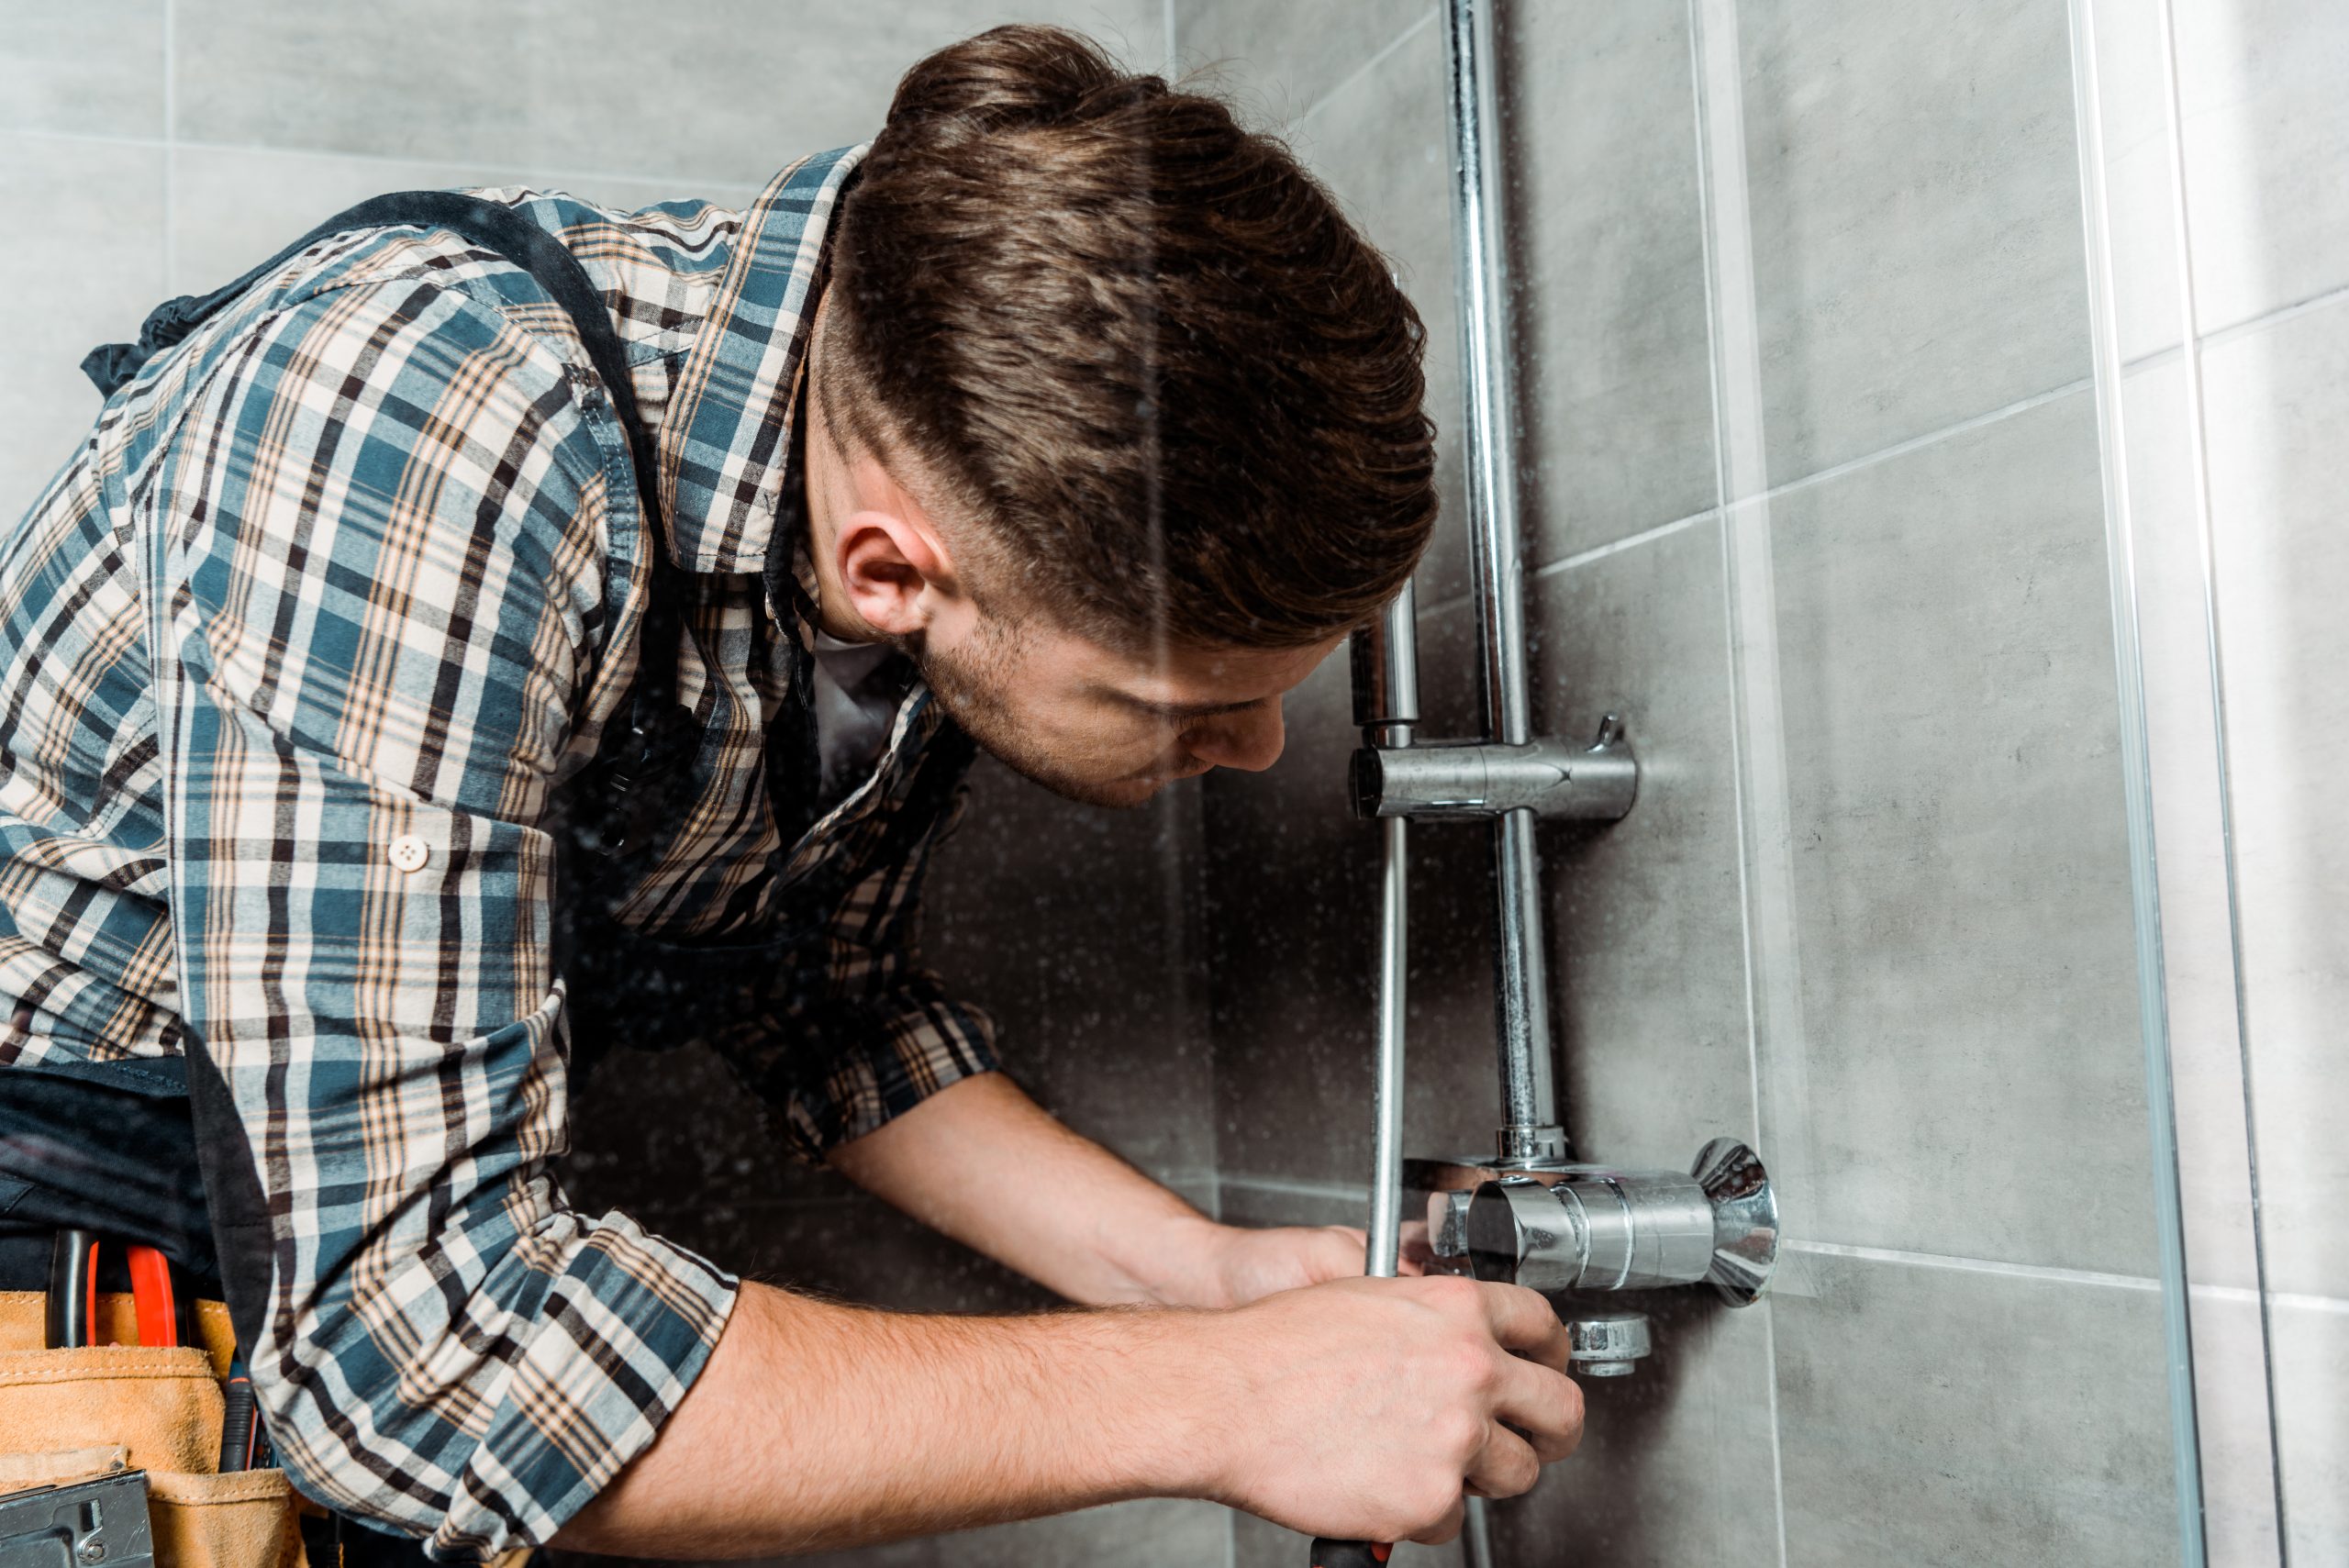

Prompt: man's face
xmin=800 ymin=326 xmax=1342 ymax=807
xmin=914 ymin=608 xmax=1338 ymax=810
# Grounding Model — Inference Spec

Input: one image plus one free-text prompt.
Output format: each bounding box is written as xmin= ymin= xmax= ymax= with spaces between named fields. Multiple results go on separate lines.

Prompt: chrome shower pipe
xmin=1444 ymin=0 xmax=1565 ymax=1163
xmin=1351 ymin=584 xmax=1419 ymax=1278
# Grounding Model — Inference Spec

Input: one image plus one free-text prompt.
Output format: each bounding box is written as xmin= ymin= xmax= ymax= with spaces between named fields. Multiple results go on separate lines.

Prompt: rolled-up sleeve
xmin=152 ymin=277 xmax=733 ymax=1560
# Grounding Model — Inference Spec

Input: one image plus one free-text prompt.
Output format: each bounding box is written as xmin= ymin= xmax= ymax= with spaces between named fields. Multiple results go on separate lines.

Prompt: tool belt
xmin=0 ymin=1255 xmax=305 ymax=1568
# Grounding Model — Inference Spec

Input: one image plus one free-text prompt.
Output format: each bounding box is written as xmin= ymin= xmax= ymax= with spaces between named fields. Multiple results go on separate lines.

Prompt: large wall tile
xmin=1739 ymin=0 xmax=2090 ymax=484
xmin=170 ymin=144 xmax=757 ymax=294
xmin=175 ymin=0 xmax=1164 ymax=185
xmin=1527 ymin=521 xmax=1754 ymax=1167
xmin=0 ymin=136 xmax=165 ymax=522
xmin=1769 ymin=391 xmax=2157 ymax=1273
xmin=1488 ymin=1292 xmax=1779 ymax=1567
xmin=0 ymin=1 xmax=164 ymax=138
xmin=1288 ymin=16 xmax=1471 ymax=610
xmin=2199 ymin=301 xmax=2349 ymax=1303
xmin=2269 ymin=1294 xmax=2349 ymax=1561
xmin=1502 ymin=2 xmax=1717 ymax=563
xmin=1776 ymin=1253 xmax=2181 ymax=1567
xmin=2174 ymin=0 xmax=2349 ymax=333
xmin=1172 ymin=0 xmax=1430 ymax=126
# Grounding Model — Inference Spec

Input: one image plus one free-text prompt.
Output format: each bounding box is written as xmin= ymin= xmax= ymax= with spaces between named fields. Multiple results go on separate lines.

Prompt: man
xmin=0 ymin=25 xmax=1582 ymax=1561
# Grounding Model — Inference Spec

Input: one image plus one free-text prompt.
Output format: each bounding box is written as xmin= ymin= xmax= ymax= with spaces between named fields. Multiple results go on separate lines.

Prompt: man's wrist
xmin=1119 ymin=1212 xmax=1241 ymax=1309
xmin=1097 ymin=1306 xmax=1251 ymax=1500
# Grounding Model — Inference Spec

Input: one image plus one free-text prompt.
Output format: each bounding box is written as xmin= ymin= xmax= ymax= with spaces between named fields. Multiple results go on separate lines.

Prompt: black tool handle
xmin=44 ymin=1229 xmax=97 ymax=1349
xmin=1308 ymin=1540 xmax=1391 ymax=1567
xmin=219 ymin=1357 xmax=260 ymax=1472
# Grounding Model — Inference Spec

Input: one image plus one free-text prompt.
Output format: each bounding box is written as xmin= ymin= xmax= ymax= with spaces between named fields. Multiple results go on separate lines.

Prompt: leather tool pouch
xmin=0 ymin=1291 xmax=306 ymax=1568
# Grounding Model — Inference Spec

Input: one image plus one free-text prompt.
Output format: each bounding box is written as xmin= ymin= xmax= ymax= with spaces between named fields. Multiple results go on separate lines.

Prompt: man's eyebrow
xmin=1092 ymin=685 xmax=1265 ymax=721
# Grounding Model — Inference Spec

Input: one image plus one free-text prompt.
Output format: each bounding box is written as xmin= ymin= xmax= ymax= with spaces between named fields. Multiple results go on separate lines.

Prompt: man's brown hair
xmin=824 ymin=25 xmax=1438 ymax=651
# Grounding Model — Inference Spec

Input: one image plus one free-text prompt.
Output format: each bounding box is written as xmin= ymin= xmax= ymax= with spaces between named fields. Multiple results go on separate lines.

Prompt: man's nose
xmin=1189 ymin=701 xmax=1286 ymax=773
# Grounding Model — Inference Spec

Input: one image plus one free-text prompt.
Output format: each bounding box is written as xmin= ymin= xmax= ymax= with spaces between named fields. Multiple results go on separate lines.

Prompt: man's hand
xmin=1194 ymin=1274 xmax=1585 ymax=1543
xmin=1153 ymin=1218 xmax=1425 ymax=1309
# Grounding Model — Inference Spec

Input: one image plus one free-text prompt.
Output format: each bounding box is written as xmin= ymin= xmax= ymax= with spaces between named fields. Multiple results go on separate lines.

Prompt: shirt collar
xmin=654 ymin=144 xmax=864 ymax=574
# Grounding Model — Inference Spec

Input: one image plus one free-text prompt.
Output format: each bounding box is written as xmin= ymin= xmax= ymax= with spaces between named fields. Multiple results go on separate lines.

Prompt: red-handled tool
xmin=127 ymin=1242 xmax=180 ymax=1347
xmin=1309 ymin=1542 xmax=1390 ymax=1566
xmin=44 ymin=1229 xmax=185 ymax=1349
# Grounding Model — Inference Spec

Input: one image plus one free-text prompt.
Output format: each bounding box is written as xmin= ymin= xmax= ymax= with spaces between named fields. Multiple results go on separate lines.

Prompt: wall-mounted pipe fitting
xmin=1458 ymin=1139 xmax=1779 ymax=1307
xmin=1351 ymin=717 xmax=1638 ymax=822
xmin=1567 ymin=1313 xmax=1653 ymax=1377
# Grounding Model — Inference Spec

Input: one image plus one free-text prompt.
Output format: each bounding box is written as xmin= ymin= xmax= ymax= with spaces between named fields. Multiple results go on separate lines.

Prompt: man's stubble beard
xmin=902 ymin=621 xmax=1156 ymax=811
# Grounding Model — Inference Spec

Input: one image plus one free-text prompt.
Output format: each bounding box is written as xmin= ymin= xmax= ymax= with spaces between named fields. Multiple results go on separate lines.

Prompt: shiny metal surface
xmin=1491 ymin=808 xmax=1562 ymax=1155
xmin=1566 ymin=1312 xmax=1653 ymax=1376
xmin=1444 ymin=0 xmax=1529 ymax=752
xmin=1351 ymin=726 xmax=1640 ymax=820
xmin=1445 ymin=0 xmax=1571 ymax=1162
xmin=1423 ymin=1141 xmax=1779 ymax=1305
xmin=1692 ymin=1137 xmax=1780 ymax=1307
xmin=1364 ymin=816 xmax=1409 ymax=1280
xmin=1465 ymin=1170 xmax=1716 ymax=1293
xmin=1349 ymin=582 xmax=1420 ymax=737
xmin=1352 ymin=590 xmax=1420 ymax=1282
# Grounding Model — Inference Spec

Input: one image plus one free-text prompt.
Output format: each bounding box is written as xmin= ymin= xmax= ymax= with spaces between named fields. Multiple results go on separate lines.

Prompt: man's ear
xmin=834 ymin=504 xmax=958 ymax=638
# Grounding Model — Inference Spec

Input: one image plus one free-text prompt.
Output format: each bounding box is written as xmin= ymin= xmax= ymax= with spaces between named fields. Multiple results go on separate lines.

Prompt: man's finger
xmin=1491 ymin=1354 xmax=1585 ymax=1463
xmin=1404 ymin=1493 xmax=1467 ymax=1546
xmin=1462 ymin=1422 xmax=1542 ymax=1501
xmin=1475 ymin=1282 xmax=1573 ymax=1372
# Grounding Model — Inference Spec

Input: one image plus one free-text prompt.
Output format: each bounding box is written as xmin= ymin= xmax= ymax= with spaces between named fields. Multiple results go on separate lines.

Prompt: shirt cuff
xmin=429 ymin=1210 xmax=737 ymax=1560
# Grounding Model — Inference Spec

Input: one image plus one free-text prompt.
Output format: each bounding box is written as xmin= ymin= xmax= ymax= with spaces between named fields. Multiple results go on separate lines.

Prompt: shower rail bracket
xmin=1350 ymin=715 xmax=1638 ymax=822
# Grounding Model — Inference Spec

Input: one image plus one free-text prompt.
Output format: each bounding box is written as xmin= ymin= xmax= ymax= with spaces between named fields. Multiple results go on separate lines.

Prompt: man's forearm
xmin=554 ymin=1267 xmax=1587 ymax=1557
xmin=826 ymin=1071 xmax=1233 ymax=1306
xmin=554 ymin=1280 xmax=1218 ymax=1557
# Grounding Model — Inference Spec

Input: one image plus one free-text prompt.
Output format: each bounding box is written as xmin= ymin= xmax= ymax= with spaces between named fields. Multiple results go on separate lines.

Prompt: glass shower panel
xmin=1623 ymin=0 xmax=2188 ymax=1562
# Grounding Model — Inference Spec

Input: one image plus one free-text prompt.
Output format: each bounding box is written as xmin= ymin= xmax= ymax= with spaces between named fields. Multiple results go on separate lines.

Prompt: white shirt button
xmin=387 ymin=834 xmax=430 ymax=873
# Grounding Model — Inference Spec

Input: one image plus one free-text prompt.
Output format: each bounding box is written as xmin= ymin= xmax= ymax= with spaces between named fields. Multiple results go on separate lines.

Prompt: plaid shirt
xmin=0 ymin=146 xmax=997 ymax=1557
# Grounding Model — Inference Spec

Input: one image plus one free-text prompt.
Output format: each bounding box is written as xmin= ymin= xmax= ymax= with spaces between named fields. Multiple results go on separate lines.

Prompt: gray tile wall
xmin=1189 ymin=1 xmax=2204 ymax=1564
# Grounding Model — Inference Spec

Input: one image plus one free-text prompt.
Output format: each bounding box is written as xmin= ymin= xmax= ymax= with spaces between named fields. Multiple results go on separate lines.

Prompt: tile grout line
xmin=1293 ymin=7 xmax=1440 ymax=132
xmin=2113 ymin=278 xmax=2349 ymax=377
xmin=2198 ymin=274 xmax=2349 ymax=350
xmin=1784 ymin=1238 xmax=2161 ymax=1292
xmin=1413 ymin=373 xmax=2099 ymax=624
xmin=10 ymin=126 xmax=770 ymax=201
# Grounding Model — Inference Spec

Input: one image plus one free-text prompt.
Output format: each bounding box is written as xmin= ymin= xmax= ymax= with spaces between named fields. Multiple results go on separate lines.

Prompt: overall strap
xmin=83 ymin=191 xmax=697 ymax=840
